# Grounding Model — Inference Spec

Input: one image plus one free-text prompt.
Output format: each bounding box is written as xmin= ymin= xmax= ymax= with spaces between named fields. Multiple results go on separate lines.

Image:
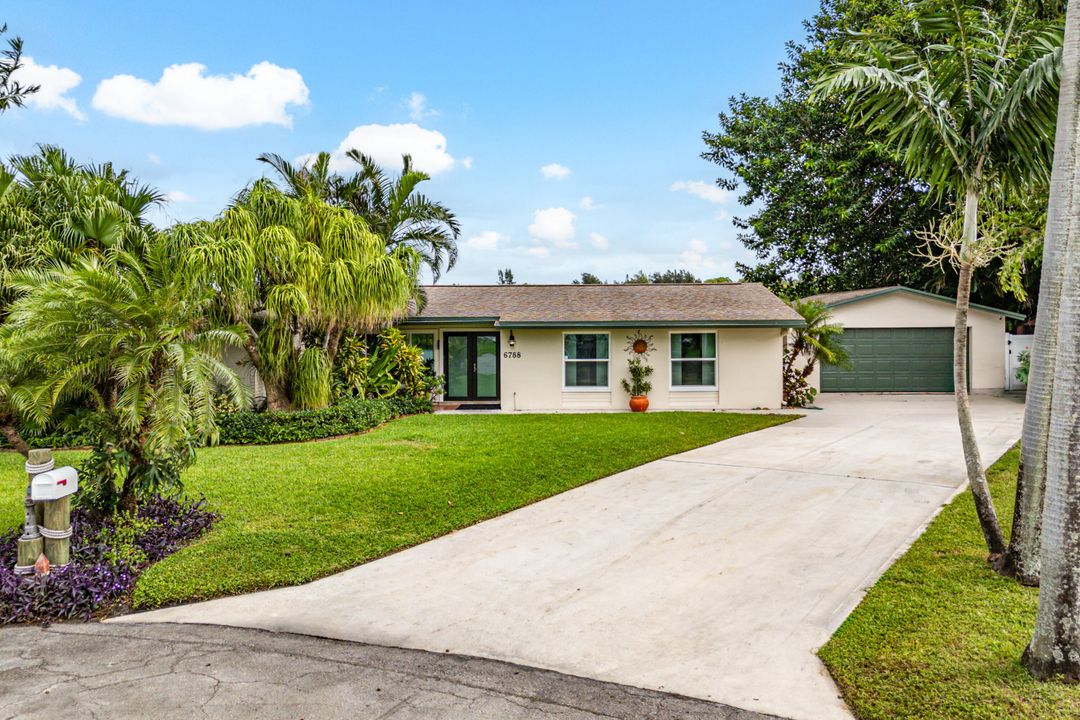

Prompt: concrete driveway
xmin=116 ymin=394 xmax=1024 ymax=720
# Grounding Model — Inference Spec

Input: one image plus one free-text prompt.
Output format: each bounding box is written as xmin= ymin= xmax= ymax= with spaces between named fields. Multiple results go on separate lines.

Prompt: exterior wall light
xmin=508 ymin=331 xmax=516 ymax=347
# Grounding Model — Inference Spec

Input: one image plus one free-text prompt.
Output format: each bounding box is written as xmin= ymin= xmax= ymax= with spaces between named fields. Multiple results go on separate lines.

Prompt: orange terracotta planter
xmin=629 ymin=396 xmax=649 ymax=412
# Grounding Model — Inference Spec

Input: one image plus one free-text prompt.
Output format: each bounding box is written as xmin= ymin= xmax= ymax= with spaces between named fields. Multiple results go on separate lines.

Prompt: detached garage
xmin=802 ymin=286 xmax=1025 ymax=393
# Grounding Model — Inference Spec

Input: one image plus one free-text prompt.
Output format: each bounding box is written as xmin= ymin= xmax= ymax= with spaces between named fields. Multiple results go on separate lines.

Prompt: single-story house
xmin=802 ymin=285 xmax=1025 ymax=393
xmin=400 ymin=283 xmax=805 ymax=411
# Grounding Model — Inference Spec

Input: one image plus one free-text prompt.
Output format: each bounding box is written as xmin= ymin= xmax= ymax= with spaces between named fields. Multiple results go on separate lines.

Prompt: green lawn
xmin=820 ymin=444 xmax=1080 ymax=719
xmin=1 ymin=411 xmax=791 ymax=610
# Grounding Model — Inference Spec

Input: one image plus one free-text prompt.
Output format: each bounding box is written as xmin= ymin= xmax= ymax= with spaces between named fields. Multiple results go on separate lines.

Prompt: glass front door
xmin=443 ymin=332 xmax=500 ymax=400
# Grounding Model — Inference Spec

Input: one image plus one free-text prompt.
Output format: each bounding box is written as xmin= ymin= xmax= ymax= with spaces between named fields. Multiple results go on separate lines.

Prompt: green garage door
xmin=821 ymin=327 xmax=954 ymax=392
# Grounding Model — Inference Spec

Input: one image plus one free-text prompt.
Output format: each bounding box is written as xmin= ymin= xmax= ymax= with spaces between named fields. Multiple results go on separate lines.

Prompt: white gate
xmin=1006 ymin=333 xmax=1033 ymax=391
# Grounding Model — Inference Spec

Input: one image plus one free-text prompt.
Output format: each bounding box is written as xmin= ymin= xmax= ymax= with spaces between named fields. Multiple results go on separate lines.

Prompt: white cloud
xmin=540 ymin=163 xmax=571 ymax=180
xmin=147 ymin=153 xmax=161 ymax=165
xmin=670 ymin=180 xmax=731 ymax=204
xmin=165 ymin=190 xmax=195 ymax=203
xmin=589 ymin=232 xmax=610 ymax=250
xmin=526 ymin=246 xmax=550 ymax=258
xmin=323 ymin=123 xmax=456 ymax=175
xmin=92 ymin=61 xmax=309 ymax=130
xmin=528 ymin=207 xmax=577 ymax=248
xmin=16 ymin=56 xmax=85 ymax=120
xmin=678 ymin=239 xmax=718 ymax=270
xmin=465 ymin=230 xmax=508 ymax=251
xmin=462 ymin=156 xmax=474 ymax=170
xmin=406 ymin=91 xmax=439 ymax=121
xmin=579 ymin=195 xmax=603 ymax=210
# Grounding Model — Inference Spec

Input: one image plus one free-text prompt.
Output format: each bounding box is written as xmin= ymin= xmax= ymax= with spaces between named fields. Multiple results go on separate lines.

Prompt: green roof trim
xmin=820 ymin=286 xmax=1026 ymax=321
xmin=401 ymin=317 xmax=499 ymax=326
xmin=493 ymin=319 xmax=806 ymax=329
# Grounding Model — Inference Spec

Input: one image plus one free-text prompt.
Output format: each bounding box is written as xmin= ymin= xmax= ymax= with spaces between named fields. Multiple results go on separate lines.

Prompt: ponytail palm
xmin=259 ymin=150 xmax=460 ymax=280
xmin=178 ymin=182 xmax=420 ymax=410
xmin=816 ymin=0 xmax=1062 ymax=560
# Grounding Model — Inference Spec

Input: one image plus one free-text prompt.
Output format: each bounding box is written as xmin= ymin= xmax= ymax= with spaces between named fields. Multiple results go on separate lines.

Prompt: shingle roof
xmin=802 ymin=285 xmax=1026 ymax=320
xmin=802 ymin=286 xmax=900 ymax=306
xmin=408 ymin=283 xmax=804 ymax=327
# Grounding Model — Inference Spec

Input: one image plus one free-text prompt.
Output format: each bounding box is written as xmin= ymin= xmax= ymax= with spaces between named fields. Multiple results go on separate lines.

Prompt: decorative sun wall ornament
xmin=625 ymin=331 xmax=655 ymax=359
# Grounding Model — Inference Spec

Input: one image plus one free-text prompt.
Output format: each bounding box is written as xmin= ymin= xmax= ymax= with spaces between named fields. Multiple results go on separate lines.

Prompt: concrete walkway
xmin=115 ymin=394 xmax=1024 ymax=720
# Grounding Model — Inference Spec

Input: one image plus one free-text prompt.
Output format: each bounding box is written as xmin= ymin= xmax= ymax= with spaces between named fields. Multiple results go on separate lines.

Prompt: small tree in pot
xmin=621 ymin=357 xmax=654 ymax=412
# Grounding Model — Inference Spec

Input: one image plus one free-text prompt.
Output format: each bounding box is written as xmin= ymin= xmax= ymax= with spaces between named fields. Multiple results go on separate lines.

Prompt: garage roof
xmin=803 ymin=285 xmax=1026 ymax=321
xmin=407 ymin=283 xmax=806 ymax=327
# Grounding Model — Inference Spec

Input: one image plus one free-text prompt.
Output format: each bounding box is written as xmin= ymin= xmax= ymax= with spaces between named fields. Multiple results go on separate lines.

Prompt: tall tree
xmin=0 ymin=146 xmax=165 ymax=455
xmin=180 ymin=181 xmax=420 ymax=411
xmin=703 ymin=1 xmax=947 ymax=300
xmin=1023 ymin=0 xmax=1080 ymax=678
xmin=817 ymin=0 xmax=1062 ymax=560
xmin=259 ymin=150 xmax=460 ymax=280
xmin=0 ymin=23 xmax=38 ymax=113
xmin=0 ymin=238 xmax=248 ymax=511
xmin=497 ymin=268 xmax=515 ymax=285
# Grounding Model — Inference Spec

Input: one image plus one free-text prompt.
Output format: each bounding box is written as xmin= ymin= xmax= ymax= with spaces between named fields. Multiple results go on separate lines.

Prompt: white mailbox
xmin=30 ymin=466 xmax=79 ymax=501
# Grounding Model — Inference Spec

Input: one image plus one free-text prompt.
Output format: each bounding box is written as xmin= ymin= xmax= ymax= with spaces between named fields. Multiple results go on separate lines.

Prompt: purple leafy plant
xmin=0 ymin=495 xmax=217 ymax=624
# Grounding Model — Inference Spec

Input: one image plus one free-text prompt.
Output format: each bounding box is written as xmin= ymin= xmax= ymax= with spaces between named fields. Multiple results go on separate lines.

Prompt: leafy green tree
xmin=817 ymin=0 xmax=1062 ymax=561
xmin=572 ymin=272 xmax=604 ymax=285
xmin=782 ymin=299 xmax=850 ymax=407
xmin=259 ymin=150 xmax=460 ymax=280
xmin=0 ymin=146 xmax=165 ymax=455
xmin=649 ymin=269 xmax=700 ymax=283
xmin=0 ymin=239 xmax=248 ymax=511
xmin=497 ymin=268 xmax=515 ymax=285
xmin=0 ymin=23 xmax=38 ymax=113
xmin=703 ymin=0 xmax=947 ymax=300
xmin=180 ymin=181 xmax=421 ymax=411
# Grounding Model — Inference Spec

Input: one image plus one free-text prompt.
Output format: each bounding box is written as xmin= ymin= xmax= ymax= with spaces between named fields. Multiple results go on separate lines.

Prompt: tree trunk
xmin=956 ymin=186 xmax=1007 ymax=557
xmin=1005 ymin=0 xmax=1080 ymax=586
xmin=1023 ymin=0 xmax=1080 ymax=680
xmin=1 ymin=418 xmax=29 ymax=457
xmin=264 ymin=381 xmax=292 ymax=412
xmin=242 ymin=333 xmax=291 ymax=412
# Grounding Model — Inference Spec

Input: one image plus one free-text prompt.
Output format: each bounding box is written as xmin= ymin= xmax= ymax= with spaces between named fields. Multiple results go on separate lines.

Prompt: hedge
xmin=0 ymin=396 xmax=432 ymax=450
xmin=215 ymin=396 xmax=432 ymax=445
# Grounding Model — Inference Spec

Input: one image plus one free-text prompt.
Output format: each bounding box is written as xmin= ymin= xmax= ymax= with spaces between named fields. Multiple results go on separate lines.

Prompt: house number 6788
xmin=503 ymin=351 xmax=521 ymax=359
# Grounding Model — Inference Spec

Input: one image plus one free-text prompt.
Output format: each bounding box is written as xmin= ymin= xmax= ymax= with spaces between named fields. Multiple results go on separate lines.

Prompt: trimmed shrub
xmin=215 ymin=396 xmax=431 ymax=446
xmin=1 ymin=397 xmax=431 ymax=451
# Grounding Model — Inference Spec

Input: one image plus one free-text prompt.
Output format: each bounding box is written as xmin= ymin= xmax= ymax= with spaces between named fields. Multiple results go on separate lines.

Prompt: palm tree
xmin=783 ymin=299 xmax=851 ymax=407
xmin=816 ymin=1 xmax=1063 ymax=561
xmin=178 ymin=181 xmax=421 ymax=411
xmin=0 ymin=24 xmax=39 ymax=113
xmin=1023 ymin=0 xmax=1080 ymax=680
xmin=0 ymin=238 xmax=248 ymax=511
xmin=258 ymin=150 xmax=461 ymax=280
xmin=0 ymin=146 xmax=165 ymax=456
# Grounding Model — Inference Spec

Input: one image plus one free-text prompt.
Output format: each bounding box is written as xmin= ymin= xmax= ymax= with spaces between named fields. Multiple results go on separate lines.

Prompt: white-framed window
xmin=563 ymin=332 xmax=610 ymax=390
xmin=670 ymin=332 xmax=717 ymax=389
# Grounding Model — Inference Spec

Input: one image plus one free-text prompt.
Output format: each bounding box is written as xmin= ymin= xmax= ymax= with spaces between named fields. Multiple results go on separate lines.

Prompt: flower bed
xmin=0 ymin=495 xmax=217 ymax=623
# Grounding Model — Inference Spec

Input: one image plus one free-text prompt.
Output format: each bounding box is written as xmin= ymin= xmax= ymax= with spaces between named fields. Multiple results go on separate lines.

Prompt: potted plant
xmin=621 ymin=357 xmax=654 ymax=412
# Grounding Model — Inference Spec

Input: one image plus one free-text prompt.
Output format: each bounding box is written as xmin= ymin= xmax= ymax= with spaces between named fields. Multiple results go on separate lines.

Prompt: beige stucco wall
xmin=402 ymin=324 xmax=785 ymax=410
xmin=805 ymin=292 xmax=1008 ymax=392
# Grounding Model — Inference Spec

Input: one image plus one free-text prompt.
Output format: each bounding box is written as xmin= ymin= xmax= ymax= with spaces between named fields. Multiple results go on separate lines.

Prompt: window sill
xmin=669 ymin=386 xmax=718 ymax=392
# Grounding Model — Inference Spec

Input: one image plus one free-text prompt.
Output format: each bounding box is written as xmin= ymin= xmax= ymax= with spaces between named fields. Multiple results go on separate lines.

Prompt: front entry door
xmin=444 ymin=332 xmax=500 ymax=401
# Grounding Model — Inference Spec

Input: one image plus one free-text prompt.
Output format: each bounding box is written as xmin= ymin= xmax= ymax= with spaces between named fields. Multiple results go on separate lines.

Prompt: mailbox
xmin=30 ymin=466 xmax=79 ymax=501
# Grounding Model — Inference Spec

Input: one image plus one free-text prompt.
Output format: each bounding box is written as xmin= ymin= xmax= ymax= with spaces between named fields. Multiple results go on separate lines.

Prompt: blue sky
xmin=1 ymin=1 xmax=816 ymax=284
